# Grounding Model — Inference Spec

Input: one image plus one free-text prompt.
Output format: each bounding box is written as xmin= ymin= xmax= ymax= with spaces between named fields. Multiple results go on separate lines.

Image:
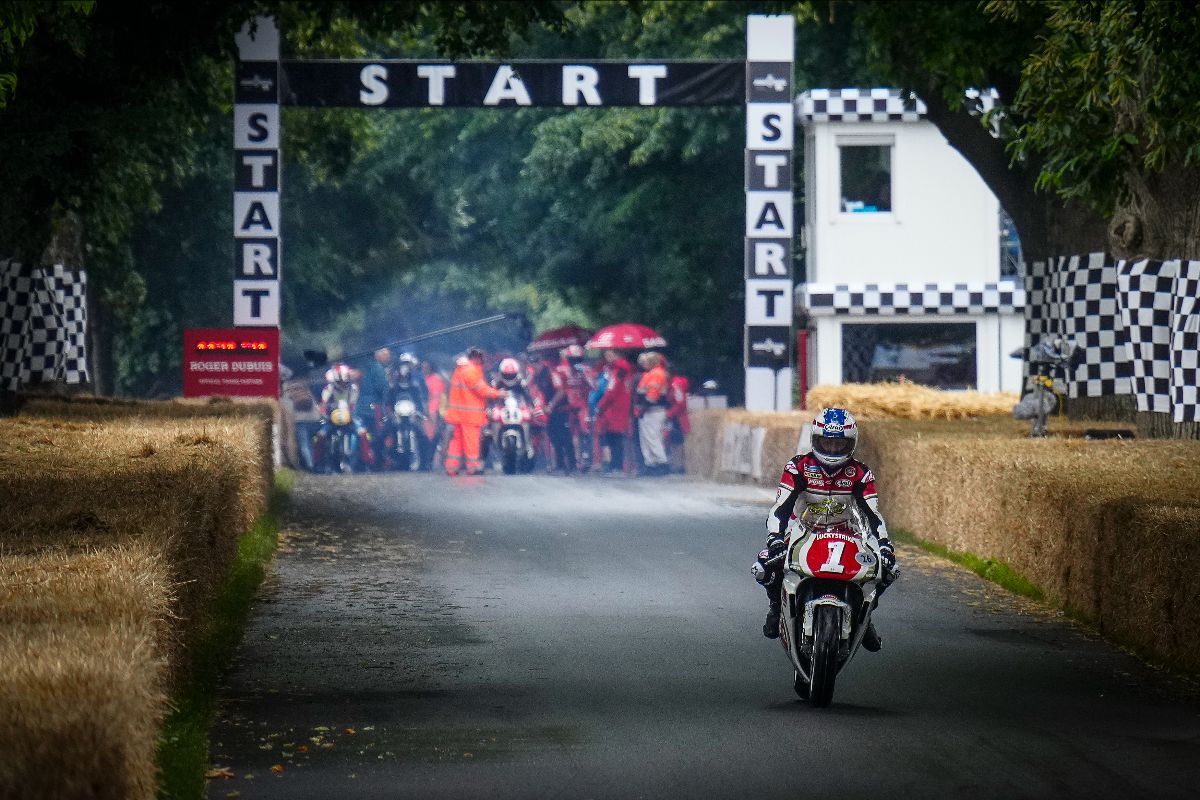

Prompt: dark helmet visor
xmin=814 ymin=434 xmax=855 ymax=457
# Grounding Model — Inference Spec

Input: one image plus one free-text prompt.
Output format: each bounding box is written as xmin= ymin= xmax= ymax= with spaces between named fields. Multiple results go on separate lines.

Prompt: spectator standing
xmin=417 ymin=359 xmax=446 ymax=465
xmin=666 ymin=374 xmax=691 ymax=474
xmin=360 ymin=348 xmax=393 ymax=469
xmin=596 ymin=353 xmax=632 ymax=474
xmin=284 ymin=379 xmax=321 ymax=471
xmin=635 ymin=351 xmax=670 ymax=476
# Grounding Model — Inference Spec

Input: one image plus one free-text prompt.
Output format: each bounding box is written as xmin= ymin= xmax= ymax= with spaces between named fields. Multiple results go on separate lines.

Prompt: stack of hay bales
xmin=858 ymin=422 xmax=1200 ymax=671
xmin=0 ymin=405 xmax=273 ymax=799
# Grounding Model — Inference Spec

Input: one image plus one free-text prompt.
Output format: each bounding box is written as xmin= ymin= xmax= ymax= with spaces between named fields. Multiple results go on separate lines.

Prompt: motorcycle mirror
xmin=303 ymin=349 xmax=328 ymax=369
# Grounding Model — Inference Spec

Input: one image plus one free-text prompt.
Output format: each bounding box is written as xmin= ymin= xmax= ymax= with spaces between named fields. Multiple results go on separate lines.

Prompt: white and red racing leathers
xmin=760 ymin=452 xmax=893 ymax=604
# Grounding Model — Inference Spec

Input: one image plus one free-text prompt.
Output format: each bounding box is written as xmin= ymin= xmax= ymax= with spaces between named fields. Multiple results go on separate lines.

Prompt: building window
xmin=842 ymin=322 xmax=976 ymax=389
xmin=838 ymin=140 xmax=892 ymax=213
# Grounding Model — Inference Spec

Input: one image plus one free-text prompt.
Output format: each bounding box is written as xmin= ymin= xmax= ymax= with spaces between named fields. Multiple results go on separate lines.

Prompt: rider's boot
xmin=861 ymin=620 xmax=882 ymax=652
xmin=763 ymin=601 xmax=781 ymax=639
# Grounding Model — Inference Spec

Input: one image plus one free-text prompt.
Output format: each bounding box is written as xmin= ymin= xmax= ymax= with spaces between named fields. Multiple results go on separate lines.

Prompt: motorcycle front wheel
xmin=792 ymin=669 xmax=810 ymax=700
xmin=808 ymin=604 xmax=840 ymax=708
xmin=501 ymin=443 xmax=518 ymax=475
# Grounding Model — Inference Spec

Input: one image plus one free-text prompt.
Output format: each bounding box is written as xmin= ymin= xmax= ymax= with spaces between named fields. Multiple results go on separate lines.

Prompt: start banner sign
xmin=183 ymin=327 xmax=280 ymax=398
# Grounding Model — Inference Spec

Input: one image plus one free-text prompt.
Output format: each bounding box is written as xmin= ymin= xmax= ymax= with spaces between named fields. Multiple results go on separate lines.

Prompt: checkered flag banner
xmin=1115 ymin=259 xmax=1176 ymax=414
xmin=1172 ymin=260 xmax=1200 ymax=422
xmin=0 ymin=260 xmax=89 ymax=391
xmin=1058 ymin=253 xmax=1132 ymax=399
xmin=796 ymin=88 xmax=926 ymax=123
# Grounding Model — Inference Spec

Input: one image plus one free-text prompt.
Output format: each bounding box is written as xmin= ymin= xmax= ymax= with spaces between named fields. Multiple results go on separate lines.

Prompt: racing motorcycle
xmin=776 ymin=500 xmax=892 ymax=707
xmin=321 ymin=401 xmax=360 ymax=475
xmin=489 ymin=395 xmax=533 ymax=475
xmin=389 ymin=396 xmax=423 ymax=472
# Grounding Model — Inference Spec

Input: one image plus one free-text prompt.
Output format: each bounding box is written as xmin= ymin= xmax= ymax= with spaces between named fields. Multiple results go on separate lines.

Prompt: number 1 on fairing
xmin=819 ymin=541 xmax=846 ymax=573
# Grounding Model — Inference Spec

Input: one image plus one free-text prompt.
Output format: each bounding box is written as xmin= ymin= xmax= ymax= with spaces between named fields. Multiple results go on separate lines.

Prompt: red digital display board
xmin=183 ymin=327 xmax=280 ymax=398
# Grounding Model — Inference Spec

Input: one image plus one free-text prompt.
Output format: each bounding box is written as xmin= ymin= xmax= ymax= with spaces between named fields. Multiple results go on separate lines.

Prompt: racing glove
xmin=878 ymin=538 xmax=898 ymax=585
xmin=752 ymin=536 xmax=788 ymax=584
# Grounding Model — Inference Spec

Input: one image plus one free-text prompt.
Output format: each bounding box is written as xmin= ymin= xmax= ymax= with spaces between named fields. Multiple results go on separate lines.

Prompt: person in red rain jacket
xmin=596 ymin=353 xmax=633 ymax=473
xmin=665 ymin=374 xmax=691 ymax=474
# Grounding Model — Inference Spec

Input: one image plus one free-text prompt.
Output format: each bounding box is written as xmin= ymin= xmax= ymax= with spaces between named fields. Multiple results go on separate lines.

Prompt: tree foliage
xmin=999 ymin=0 xmax=1200 ymax=212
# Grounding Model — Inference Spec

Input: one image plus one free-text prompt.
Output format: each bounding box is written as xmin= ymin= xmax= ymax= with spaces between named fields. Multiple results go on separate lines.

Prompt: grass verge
xmin=156 ymin=468 xmax=295 ymax=800
xmin=893 ymin=527 xmax=1046 ymax=603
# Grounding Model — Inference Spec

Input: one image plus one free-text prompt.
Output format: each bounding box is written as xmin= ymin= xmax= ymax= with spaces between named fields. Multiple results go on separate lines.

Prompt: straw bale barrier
xmin=807 ymin=381 xmax=1019 ymax=419
xmin=690 ymin=403 xmax=1200 ymax=673
xmin=0 ymin=549 xmax=170 ymax=800
xmin=0 ymin=408 xmax=273 ymax=798
xmin=0 ymin=415 xmax=270 ymax=666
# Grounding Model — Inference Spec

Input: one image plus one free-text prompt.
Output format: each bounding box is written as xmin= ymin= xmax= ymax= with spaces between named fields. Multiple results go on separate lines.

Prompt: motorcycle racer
xmin=313 ymin=363 xmax=375 ymax=471
xmin=755 ymin=407 xmax=896 ymax=649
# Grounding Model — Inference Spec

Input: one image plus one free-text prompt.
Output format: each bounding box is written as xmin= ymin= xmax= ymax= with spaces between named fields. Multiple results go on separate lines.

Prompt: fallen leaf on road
xmin=344 ymin=727 xmax=356 ymax=735
xmin=226 ymin=793 xmax=241 ymax=799
xmin=297 ymin=745 xmax=309 ymax=753
xmin=271 ymin=764 xmax=284 ymax=774
xmin=206 ymin=767 xmax=234 ymax=779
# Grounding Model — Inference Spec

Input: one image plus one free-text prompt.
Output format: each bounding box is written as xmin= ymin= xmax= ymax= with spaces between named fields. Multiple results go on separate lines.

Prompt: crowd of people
xmin=282 ymin=343 xmax=692 ymax=477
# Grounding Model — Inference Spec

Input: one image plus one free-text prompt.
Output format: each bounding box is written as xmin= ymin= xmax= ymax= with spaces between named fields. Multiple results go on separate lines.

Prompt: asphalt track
xmin=207 ymin=473 xmax=1200 ymax=799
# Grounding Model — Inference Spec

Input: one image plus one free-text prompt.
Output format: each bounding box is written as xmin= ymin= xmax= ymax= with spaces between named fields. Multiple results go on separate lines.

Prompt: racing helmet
xmin=810 ymin=407 xmax=858 ymax=469
xmin=329 ymin=363 xmax=353 ymax=387
xmin=497 ymin=357 xmax=522 ymax=388
xmin=398 ymin=352 xmax=419 ymax=367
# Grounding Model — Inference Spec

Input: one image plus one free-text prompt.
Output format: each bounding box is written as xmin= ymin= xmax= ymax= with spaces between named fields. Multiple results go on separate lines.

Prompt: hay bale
xmin=0 ymin=549 xmax=170 ymax=800
xmin=0 ymin=415 xmax=270 ymax=675
xmin=807 ymin=382 xmax=1017 ymax=419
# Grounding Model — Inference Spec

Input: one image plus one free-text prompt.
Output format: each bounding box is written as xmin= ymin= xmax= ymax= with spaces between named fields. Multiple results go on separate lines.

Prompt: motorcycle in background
xmin=777 ymin=500 xmax=894 ymax=707
xmin=389 ymin=396 xmax=423 ymax=471
xmin=490 ymin=395 xmax=534 ymax=475
xmin=322 ymin=402 xmax=360 ymax=475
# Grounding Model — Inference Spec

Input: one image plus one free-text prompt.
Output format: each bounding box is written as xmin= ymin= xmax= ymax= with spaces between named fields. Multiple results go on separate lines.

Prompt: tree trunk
xmin=89 ymin=285 xmax=115 ymax=397
xmin=1109 ymin=163 xmax=1200 ymax=261
xmin=1066 ymin=394 xmax=1135 ymax=422
xmin=920 ymin=94 xmax=1110 ymax=258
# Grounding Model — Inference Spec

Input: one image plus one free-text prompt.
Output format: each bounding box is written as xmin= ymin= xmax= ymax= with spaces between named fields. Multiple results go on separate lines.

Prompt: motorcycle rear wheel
xmin=808 ymin=604 xmax=840 ymax=707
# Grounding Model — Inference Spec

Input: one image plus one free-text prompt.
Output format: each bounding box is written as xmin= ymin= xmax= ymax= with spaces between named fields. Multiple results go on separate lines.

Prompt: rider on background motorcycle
xmin=384 ymin=355 xmax=429 ymax=468
xmin=755 ymin=407 xmax=896 ymax=649
xmin=488 ymin=357 xmax=537 ymax=463
xmin=314 ymin=363 xmax=375 ymax=470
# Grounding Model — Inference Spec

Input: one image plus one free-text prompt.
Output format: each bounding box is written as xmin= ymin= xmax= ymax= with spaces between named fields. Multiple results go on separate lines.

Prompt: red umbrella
xmin=586 ymin=323 xmax=667 ymax=351
xmin=527 ymin=324 xmax=593 ymax=354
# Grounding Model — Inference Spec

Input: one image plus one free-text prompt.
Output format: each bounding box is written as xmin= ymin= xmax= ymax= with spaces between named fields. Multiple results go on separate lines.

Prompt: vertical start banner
xmin=234 ymin=18 xmax=281 ymax=327
xmin=744 ymin=15 xmax=794 ymax=411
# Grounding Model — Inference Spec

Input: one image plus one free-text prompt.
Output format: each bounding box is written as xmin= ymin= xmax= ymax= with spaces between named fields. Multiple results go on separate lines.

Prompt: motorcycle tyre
xmin=501 ymin=444 xmax=518 ymax=475
xmin=808 ymin=604 xmax=840 ymax=708
xmin=792 ymin=669 xmax=810 ymax=700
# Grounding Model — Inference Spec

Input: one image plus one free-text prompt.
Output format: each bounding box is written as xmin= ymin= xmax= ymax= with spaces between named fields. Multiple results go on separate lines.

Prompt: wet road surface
xmin=207 ymin=473 xmax=1200 ymax=799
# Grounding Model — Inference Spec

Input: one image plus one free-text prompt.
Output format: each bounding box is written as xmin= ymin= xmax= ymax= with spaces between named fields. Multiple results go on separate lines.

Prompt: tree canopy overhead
xmin=5 ymin=0 xmax=1200 ymax=401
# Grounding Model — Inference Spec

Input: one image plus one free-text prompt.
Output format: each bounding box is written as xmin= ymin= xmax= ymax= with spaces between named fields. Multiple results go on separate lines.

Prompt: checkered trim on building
xmin=0 ymin=261 xmax=89 ymax=391
xmin=796 ymin=88 xmax=926 ymax=123
xmin=797 ymin=281 xmax=1024 ymax=316
xmin=1171 ymin=259 xmax=1200 ymax=422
